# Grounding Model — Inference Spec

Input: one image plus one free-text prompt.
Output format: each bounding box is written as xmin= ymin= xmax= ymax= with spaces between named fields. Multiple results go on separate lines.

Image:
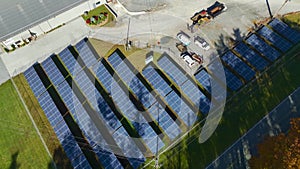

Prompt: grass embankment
xmin=89 ymin=38 xmax=162 ymax=71
xmin=282 ymin=12 xmax=300 ymax=31
xmin=13 ymin=74 xmax=72 ymax=169
xmin=144 ymin=15 xmax=300 ymax=169
xmin=0 ymin=80 xmax=52 ymax=169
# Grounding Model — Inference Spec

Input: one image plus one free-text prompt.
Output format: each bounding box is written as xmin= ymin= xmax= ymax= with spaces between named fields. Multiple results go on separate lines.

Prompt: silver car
xmin=194 ymin=36 xmax=210 ymax=50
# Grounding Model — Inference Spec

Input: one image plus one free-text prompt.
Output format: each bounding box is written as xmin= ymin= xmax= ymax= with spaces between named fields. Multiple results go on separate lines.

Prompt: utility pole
xmin=125 ymin=18 xmax=130 ymax=51
xmin=265 ymin=0 xmax=273 ymax=18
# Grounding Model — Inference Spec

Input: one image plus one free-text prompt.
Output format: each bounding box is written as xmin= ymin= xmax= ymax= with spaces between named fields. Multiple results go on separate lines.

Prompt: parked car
xmin=181 ymin=53 xmax=195 ymax=67
xmin=177 ymin=32 xmax=191 ymax=46
xmin=194 ymin=36 xmax=210 ymax=50
xmin=176 ymin=43 xmax=187 ymax=53
xmin=191 ymin=53 xmax=203 ymax=64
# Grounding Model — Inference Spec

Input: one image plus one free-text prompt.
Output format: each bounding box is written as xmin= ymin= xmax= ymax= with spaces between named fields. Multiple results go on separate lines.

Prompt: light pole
xmin=274 ymin=0 xmax=291 ymax=17
xmin=265 ymin=0 xmax=273 ymax=18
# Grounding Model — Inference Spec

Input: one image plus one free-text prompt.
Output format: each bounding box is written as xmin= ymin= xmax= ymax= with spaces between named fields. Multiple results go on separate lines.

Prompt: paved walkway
xmin=0 ymin=17 xmax=91 ymax=77
xmin=206 ymin=87 xmax=300 ymax=169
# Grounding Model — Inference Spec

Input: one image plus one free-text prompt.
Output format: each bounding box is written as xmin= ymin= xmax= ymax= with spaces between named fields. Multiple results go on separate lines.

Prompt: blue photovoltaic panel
xmin=157 ymin=56 xmax=188 ymax=85
xmin=194 ymin=69 xmax=227 ymax=103
xmin=108 ymin=52 xmax=123 ymax=70
xmin=58 ymin=53 xmax=144 ymax=168
xmin=75 ymin=39 xmax=98 ymax=68
xmin=73 ymin=71 xmax=145 ymax=168
xmin=41 ymin=57 xmax=65 ymax=86
xmin=24 ymin=66 xmax=91 ymax=168
xmin=59 ymin=48 xmax=82 ymax=76
xmin=257 ymin=26 xmax=292 ymax=52
xmin=142 ymin=65 xmax=197 ymax=125
xmin=269 ymin=18 xmax=300 ymax=44
xmin=93 ymin=61 xmax=113 ymax=93
xmin=194 ymin=70 xmax=211 ymax=93
xmin=142 ymin=65 xmax=172 ymax=97
xmin=24 ymin=67 xmax=46 ymax=98
xmin=180 ymin=79 xmax=211 ymax=114
xmin=165 ymin=91 xmax=197 ymax=125
xmin=148 ymin=102 xmax=181 ymax=140
xmin=38 ymin=90 xmax=91 ymax=168
xmin=233 ymin=42 xmax=269 ymax=71
xmin=92 ymin=63 xmax=164 ymax=154
xmin=246 ymin=34 xmax=280 ymax=61
xmin=156 ymin=55 xmax=211 ymax=113
xmin=221 ymin=51 xmax=255 ymax=81
xmin=107 ymin=56 xmax=156 ymax=108
xmin=106 ymin=54 xmax=181 ymax=140
xmin=208 ymin=60 xmax=243 ymax=91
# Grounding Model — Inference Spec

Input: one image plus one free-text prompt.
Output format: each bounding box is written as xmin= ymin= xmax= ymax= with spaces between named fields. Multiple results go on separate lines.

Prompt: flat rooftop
xmin=0 ymin=0 xmax=87 ymax=41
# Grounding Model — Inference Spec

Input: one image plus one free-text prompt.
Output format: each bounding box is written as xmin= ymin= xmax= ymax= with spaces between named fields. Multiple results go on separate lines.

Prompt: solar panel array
xmin=142 ymin=65 xmax=198 ymax=125
xmin=107 ymin=52 xmax=181 ymax=140
xmin=24 ymin=67 xmax=92 ymax=169
xmin=194 ymin=69 xmax=226 ymax=102
xmin=157 ymin=55 xmax=211 ymax=114
xmin=233 ymin=42 xmax=269 ymax=71
xmin=92 ymin=59 xmax=165 ymax=154
xmin=207 ymin=59 xmax=243 ymax=91
xmin=246 ymin=34 xmax=280 ymax=62
xmin=23 ymin=20 xmax=298 ymax=168
xmin=257 ymin=26 xmax=292 ymax=52
xmin=221 ymin=51 xmax=255 ymax=81
xmin=41 ymin=57 xmax=129 ymax=169
xmin=201 ymin=18 xmax=297 ymax=94
xmin=268 ymin=19 xmax=300 ymax=44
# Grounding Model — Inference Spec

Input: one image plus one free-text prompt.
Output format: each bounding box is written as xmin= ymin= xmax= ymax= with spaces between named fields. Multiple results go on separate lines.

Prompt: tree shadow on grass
xmin=48 ymin=146 xmax=72 ymax=169
xmin=9 ymin=151 xmax=20 ymax=169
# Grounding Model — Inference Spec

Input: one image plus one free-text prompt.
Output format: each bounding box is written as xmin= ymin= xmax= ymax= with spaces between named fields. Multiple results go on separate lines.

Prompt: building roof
xmin=0 ymin=0 xmax=87 ymax=41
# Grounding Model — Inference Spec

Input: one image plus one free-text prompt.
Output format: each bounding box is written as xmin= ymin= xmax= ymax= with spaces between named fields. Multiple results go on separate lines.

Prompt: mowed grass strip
xmin=13 ymin=74 xmax=72 ymax=169
xmin=146 ymin=20 xmax=300 ymax=168
xmin=0 ymin=80 xmax=52 ymax=169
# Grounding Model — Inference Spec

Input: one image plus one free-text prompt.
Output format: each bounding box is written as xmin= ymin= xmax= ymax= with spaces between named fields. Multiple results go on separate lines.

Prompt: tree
xmin=249 ymin=118 xmax=300 ymax=169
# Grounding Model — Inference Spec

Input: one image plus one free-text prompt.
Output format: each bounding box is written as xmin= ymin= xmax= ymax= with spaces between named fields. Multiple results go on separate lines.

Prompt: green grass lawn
xmin=143 ymin=17 xmax=300 ymax=168
xmin=0 ymin=80 xmax=53 ymax=169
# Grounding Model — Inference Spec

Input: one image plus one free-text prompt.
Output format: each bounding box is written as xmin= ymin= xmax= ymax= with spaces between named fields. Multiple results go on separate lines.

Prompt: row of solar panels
xmin=195 ymin=18 xmax=300 ymax=94
xmin=23 ymin=18 xmax=299 ymax=169
xmin=24 ymin=38 xmax=213 ymax=169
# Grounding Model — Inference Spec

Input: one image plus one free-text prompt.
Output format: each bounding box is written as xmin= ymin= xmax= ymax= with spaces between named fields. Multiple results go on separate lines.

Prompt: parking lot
xmin=94 ymin=0 xmax=300 ymax=74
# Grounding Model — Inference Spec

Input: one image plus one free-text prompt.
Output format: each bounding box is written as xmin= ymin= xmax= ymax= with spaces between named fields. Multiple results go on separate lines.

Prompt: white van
xmin=181 ymin=53 xmax=195 ymax=67
xmin=177 ymin=32 xmax=191 ymax=46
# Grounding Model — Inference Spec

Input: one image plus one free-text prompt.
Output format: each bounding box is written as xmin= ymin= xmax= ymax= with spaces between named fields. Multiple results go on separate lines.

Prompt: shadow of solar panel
xmin=233 ymin=42 xmax=269 ymax=71
xmin=246 ymin=34 xmax=280 ymax=62
xmin=269 ymin=18 xmax=300 ymax=44
xmin=221 ymin=51 xmax=255 ymax=81
xmin=208 ymin=60 xmax=243 ymax=91
xmin=257 ymin=26 xmax=292 ymax=52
